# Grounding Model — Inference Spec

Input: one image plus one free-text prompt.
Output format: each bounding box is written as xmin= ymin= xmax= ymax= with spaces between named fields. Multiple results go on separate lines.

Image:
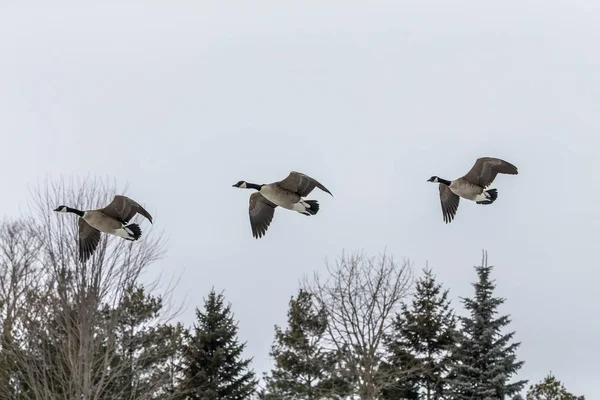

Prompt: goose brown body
xmin=54 ymin=195 xmax=153 ymax=262
xmin=428 ymin=157 xmax=518 ymax=223
xmin=233 ymin=171 xmax=333 ymax=238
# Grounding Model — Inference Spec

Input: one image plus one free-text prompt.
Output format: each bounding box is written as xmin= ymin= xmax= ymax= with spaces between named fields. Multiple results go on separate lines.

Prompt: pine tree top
xmin=181 ymin=288 xmax=257 ymax=400
xmin=526 ymin=372 xmax=585 ymax=400
xmin=449 ymin=253 xmax=527 ymax=400
xmin=384 ymin=266 xmax=456 ymax=399
xmin=264 ymin=289 xmax=351 ymax=399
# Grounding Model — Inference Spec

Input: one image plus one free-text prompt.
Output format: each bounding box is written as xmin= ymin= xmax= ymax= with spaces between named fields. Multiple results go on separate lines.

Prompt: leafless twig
xmin=303 ymin=250 xmax=414 ymax=400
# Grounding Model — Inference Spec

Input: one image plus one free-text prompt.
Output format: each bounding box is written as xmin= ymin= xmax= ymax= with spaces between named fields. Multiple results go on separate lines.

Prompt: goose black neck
xmin=246 ymin=183 xmax=263 ymax=191
xmin=67 ymin=207 xmax=85 ymax=217
xmin=438 ymin=178 xmax=452 ymax=186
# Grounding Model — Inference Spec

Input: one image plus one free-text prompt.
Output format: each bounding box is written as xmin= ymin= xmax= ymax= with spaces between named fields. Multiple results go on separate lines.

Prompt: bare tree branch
xmin=303 ymin=250 xmax=414 ymax=400
xmin=1 ymin=176 xmax=185 ymax=400
xmin=0 ymin=219 xmax=43 ymax=398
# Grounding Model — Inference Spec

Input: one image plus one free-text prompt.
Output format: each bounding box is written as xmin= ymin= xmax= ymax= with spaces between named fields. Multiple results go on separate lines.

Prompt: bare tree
xmin=3 ymin=176 xmax=185 ymax=400
xmin=0 ymin=219 xmax=43 ymax=398
xmin=303 ymin=250 xmax=414 ymax=400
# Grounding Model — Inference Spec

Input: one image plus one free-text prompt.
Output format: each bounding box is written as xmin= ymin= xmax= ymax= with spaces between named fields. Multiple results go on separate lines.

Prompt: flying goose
xmin=233 ymin=171 xmax=333 ymax=238
xmin=54 ymin=195 xmax=153 ymax=261
xmin=427 ymin=157 xmax=518 ymax=223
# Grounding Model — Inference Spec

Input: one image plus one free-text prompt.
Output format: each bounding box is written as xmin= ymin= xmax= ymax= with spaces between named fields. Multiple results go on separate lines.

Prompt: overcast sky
xmin=1 ymin=1 xmax=598 ymax=396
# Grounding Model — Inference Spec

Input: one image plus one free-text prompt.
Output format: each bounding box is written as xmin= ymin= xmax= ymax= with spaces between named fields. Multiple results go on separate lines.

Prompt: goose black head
xmin=427 ymin=176 xmax=440 ymax=183
xmin=54 ymin=205 xmax=69 ymax=212
xmin=232 ymin=181 xmax=248 ymax=188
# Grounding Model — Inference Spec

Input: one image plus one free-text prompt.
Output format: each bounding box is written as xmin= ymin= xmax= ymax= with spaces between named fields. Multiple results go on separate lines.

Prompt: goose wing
xmin=100 ymin=195 xmax=153 ymax=224
xmin=462 ymin=157 xmax=518 ymax=188
xmin=78 ymin=218 xmax=101 ymax=262
xmin=439 ymin=184 xmax=460 ymax=224
xmin=249 ymin=192 xmax=278 ymax=238
xmin=277 ymin=171 xmax=333 ymax=197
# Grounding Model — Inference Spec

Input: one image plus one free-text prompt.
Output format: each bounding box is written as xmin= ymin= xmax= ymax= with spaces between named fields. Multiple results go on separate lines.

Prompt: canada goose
xmin=54 ymin=195 xmax=153 ymax=261
xmin=233 ymin=171 xmax=333 ymax=238
xmin=427 ymin=157 xmax=518 ymax=223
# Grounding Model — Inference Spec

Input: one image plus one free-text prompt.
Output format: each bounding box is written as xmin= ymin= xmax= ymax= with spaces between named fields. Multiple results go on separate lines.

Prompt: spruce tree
xmin=263 ymin=289 xmax=350 ymax=399
xmin=448 ymin=253 xmax=527 ymax=399
xmin=384 ymin=267 xmax=456 ymax=399
xmin=526 ymin=372 xmax=585 ymax=400
xmin=379 ymin=348 xmax=420 ymax=400
xmin=101 ymin=285 xmax=187 ymax=399
xmin=180 ymin=288 xmax=257 ymax=400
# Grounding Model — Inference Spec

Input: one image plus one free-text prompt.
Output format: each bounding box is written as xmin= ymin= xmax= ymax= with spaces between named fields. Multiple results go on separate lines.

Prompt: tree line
xmin=0 ymin=180 xmax=585 ymax=399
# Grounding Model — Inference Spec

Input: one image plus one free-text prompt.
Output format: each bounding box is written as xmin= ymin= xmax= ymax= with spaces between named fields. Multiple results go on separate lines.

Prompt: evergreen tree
xmin=180 ymin=288 xmax=257 ymax=400
xmin=448 ymin=253 xmax=527 ymax=399
xmin=526 ymin=372 xmax=585 ymax=400
xmin=101 ymin=285 xmax=187 ymax=399
xmin=263 ymin=289 xmax=350 ymax=399
xmin=4 ymin=283 xmax=185 ymax=399
xmin=378 ymin=349 xmax=420 ymax=400
xmin=384 ymin=267 xmax=456 ymax=399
